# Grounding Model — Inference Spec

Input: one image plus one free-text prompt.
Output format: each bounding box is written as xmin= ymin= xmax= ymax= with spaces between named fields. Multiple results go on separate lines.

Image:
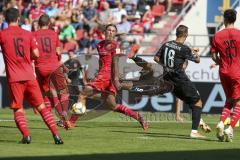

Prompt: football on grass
xmin=72 ymin=102 xmax=86 ymax=114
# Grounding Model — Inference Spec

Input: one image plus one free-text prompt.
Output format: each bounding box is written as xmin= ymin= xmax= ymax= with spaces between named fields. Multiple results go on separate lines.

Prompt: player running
xmin=33 ymin=14 xmax=71 ymax=129
xmin=73 ymin=24 xmax=148 ymax=130
xmin=211 ymin=9 xmax=240 ymax=142
xmin=0 ymin=8 xmax=63 ymax=144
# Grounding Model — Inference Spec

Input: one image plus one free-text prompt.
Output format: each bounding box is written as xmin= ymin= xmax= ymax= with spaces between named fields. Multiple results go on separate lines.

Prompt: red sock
xmin=230 ymin=104 xmax=240 ymax=128
xmin=220 ymin=101 xmax=232 ymax=122
xmin=59 ymin=94 xmax=69 ymax=112
xmin=44 ymin=96 xmax=52 ymax=112
xmin=114 ymin=104 xmax=139 ymax=121
xmin=14 ymin=111 xmax=29 ymax=137
xmin=52 ymin=96 xmax=63 ymax=118
xmin=69 ymin=114 xmax=80 ymax=125
xmin=40 ymin=107 xmax=58 ymax=136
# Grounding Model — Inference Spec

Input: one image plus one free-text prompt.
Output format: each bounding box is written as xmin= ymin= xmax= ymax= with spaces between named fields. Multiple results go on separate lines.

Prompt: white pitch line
xmin=136 ymin=136 xmax=156 ymax=140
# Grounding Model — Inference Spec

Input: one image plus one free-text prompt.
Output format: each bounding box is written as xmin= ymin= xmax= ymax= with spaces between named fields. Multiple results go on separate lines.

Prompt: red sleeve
xmin=30 ymin=33 xmax=38 ymax=51
xmin=210 ymin=35 xmax=218 ymax=54
xmin=56 ymin=33 xmax=61 ymax=48
xmin=0 ymin=31 xmax=2 ymax=44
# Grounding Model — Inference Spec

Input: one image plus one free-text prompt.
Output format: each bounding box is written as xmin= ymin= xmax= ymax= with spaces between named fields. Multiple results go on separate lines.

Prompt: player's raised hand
xmin=192 ymin=48 xmax=199 ymax=54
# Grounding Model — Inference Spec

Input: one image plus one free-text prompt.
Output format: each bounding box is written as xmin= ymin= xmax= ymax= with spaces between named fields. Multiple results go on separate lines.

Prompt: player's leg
xmin=175 ymin=98 xmax=183 ymax=122
xmin=173 ymin=77 xmax=207 ymax=138
xmin=128 ymin=44 xmax=153 ymax=74
xmin=189 ymin=99 xmax=206 ymax=138
xmin=216 ymin=74 xmax=233 ymax=141
xmin=224 ymin=77 xmax=240 ymax=142
xmin=224 ymin=99 xmax=240 ymax=142
xmin=104 ymin=93 xmax=148 ymax=130
xmin=13 ymin=108 xmax=31 ymax=144
xmin=26 ymin=80 xmax=63 ymax=144
xmin=8 ymin=82 xmax=31 ymax=144
xmin=68 ymin=85 xmax=99 ymax=128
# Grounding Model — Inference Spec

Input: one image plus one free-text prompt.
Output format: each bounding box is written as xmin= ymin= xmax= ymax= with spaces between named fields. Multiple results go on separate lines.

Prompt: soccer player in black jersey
xmin=154 ymin=25 xmax=205 ymax=138
xmin=126 ymin=25 xmax=206 ymax=138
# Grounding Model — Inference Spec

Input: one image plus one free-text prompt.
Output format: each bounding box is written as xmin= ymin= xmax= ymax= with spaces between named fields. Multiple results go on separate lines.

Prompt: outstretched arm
xmin=113 ymin=55 xmax=122 ymax=90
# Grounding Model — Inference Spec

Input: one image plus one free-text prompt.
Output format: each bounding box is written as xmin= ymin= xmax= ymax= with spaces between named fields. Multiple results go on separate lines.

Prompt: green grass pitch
xmin=0 ymin=108 xmax=240 ymax=160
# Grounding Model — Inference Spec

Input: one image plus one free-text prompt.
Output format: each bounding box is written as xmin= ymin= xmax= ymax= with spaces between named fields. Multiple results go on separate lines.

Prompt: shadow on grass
xmin=1 ymin=149 xmax=240 ymax=160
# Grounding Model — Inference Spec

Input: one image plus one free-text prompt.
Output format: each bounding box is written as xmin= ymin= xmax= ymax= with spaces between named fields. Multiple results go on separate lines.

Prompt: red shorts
xmin=36 ymin=66 xmax=67 ymax=92
xmin=87 ymin=74 xmax=116 ymax=95
xmin=220 ymin=73 xmax=240 ymax=100
xmin=8 ymin=80 xmax=44 ymax=109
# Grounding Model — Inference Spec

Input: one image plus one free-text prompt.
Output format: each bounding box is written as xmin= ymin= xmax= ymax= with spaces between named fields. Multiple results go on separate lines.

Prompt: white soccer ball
xmin=72 ymin=102 xmax=86 ymax=114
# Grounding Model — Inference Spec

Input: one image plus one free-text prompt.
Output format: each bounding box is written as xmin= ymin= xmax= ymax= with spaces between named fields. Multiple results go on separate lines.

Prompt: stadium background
xmin=0 ymin=0 xmax=239 ymax=113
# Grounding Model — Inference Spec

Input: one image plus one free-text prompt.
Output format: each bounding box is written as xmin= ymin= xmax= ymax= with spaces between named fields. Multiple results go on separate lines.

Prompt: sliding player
xmin=73 ymin=24 xmax=148 ymax=130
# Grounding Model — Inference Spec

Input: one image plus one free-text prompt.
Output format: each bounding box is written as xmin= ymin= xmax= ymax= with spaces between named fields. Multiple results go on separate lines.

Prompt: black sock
xmin=132 ymin=56 xmax=149 ymax=68
xmin=191 ymin=105 xmax=202 ymax=130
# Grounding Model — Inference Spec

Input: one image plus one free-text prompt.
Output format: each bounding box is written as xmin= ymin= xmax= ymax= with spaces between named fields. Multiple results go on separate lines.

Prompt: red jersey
xmin=211 ymin=28 xmax=240 ymax=76
xmin=34 ymin=29 xmax=61 ymax=70
xmin=0 ymin=26 xmax=38 ymax=82
xmin=96 ymin=40 xmax=119 ymax=79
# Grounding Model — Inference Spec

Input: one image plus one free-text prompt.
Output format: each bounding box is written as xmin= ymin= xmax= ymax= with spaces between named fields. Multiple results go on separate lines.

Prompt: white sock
xmin=218 ymin=121 xmax=224 ymax=127
xmin=191 ymin=130 xmax=198 ymax=134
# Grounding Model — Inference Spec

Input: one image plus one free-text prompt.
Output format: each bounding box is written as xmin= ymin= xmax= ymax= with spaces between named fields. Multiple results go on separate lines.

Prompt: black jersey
xmin=155 ymin=40 xmax=197 ymax=73
xmin=65 ymin=58 xmax=82 ymax=83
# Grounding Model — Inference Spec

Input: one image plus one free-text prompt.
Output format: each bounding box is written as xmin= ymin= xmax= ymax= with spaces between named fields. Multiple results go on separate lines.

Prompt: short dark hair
xmin=224 ymin=9 xmax=236 ymax=24
xmin=38 ymin=14 xmax=50 ymax=27
xmin=105 ymin=24 xmax=117 ymax=32
xmin=176 ymin=25 xmax=188 ymax=38
xmin=4 ymin=7 xmax=19 ymax=24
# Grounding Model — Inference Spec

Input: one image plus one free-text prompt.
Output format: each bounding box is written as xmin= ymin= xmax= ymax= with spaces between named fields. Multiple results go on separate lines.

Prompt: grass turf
xmin=0 ymin=108 xmax=240 ymax=160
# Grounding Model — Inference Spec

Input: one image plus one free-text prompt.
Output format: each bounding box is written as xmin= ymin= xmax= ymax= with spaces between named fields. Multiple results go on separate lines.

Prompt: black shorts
xmin=164 ymin=72 xmax=201 ymax=104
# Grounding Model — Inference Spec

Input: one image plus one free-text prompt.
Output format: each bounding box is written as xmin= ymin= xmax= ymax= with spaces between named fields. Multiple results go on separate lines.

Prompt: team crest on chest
xmin=104 ymin=42 xmax=117 ymax=51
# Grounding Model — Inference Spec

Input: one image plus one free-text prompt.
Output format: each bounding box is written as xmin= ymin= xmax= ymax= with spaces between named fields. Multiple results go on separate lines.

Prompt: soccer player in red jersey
xmin=73 ymin=24 xmax=148 ymax=130
xmin=0 ymin=8 xmax=63 ymax=144
xmin=211 ymin=9 xmax=240 ymax=142
xmin=33 ymin=14 xmax=71 ymax=128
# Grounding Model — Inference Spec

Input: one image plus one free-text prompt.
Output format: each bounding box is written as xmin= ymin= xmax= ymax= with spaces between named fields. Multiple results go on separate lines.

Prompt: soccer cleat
xmin=56 ymin=120 xmax=65 ymax=128
xmin=224 ymin=127 xmax=233 ymax=142
xmin=138 ymin=114 xmax=149 ymax=131
xmin=53 ymin=135 xmax=64 ymax=144
xmin=63 ymin=120 xmax=75 ymax=130
xmin=199 ymin=119 xmax=212 ymax=133
xmin=19 ymin=136 xmax=31 ymax=144
xmin=216 ymin=121 xmax=224 ymax=142
xmin=190 ymin=132 xmax=206 ymax=139
xmin=128 ymin=44 xmax=140 ymax=59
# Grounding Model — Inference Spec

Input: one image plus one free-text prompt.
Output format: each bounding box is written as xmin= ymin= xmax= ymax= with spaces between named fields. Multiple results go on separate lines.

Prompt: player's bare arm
xmin=211 ymin=52 xmax=220 ymax=65
xmin=154 ymin=55 xmax=160 ymax=63
xmin=56 ymin=47 xmax=61 ymax=55
xmin=191 ymin=48 xmax=200 ymax=63
xmin=32 ymin=48 xmax=39 ymax=58
xmin=113 ymin=55 xmax=122 ymax=90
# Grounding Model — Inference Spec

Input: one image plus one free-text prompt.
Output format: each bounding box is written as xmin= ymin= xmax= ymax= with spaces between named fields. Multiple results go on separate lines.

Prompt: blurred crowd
xmin=0 ymin=0 xmax=190 ymax=55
